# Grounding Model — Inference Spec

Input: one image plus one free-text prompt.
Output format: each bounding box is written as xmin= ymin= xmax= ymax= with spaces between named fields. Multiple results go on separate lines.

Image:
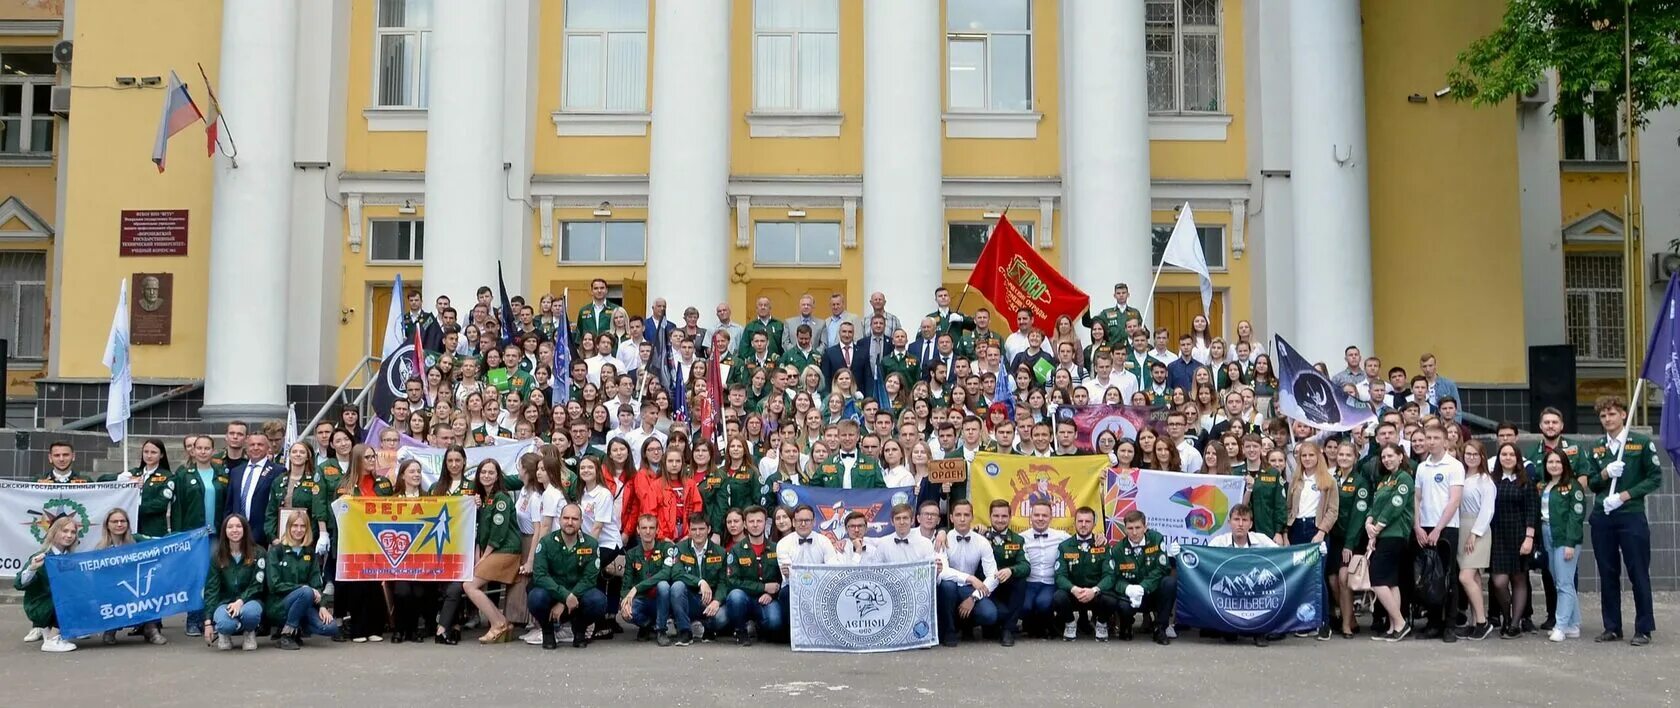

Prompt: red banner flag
xmin=966 ymin=214 xmax=1090 ymax=333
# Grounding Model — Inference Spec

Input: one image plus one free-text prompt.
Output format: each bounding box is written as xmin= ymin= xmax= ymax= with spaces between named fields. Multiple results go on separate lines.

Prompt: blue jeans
xmin=1590 ymin=510 xmax=1655 ymax=636
xmin=1022 ymin=581 xmax=1056 ymax=627
xmin=186 ymin=609 xmax=205 ymax=633
xmin=281 ymin=587 xmax=339 ymax=637
xmin=937 ymin=580 xmax=999 ymax=642
xmin=628 ymin=581 xmax=671 ymax=632
xmin=1544 ymin=524 xmax=1581 ymax=632
xmin=527 ymin=587 xmax=608 ymax=633
xmin=667 ymin=581 xmax=728 ymax=634
xmin=213 ymin=601 xmax=264 ymax=635
xmin=991 ymin=580 xmax=1026 ymax=633
xmin=724 ymin=588 xmax=785 ymax=633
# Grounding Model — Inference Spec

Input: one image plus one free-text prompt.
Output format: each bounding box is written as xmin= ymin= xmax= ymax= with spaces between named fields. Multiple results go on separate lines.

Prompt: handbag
xmin=1346 ymin=552 xmax=1372 ymax=593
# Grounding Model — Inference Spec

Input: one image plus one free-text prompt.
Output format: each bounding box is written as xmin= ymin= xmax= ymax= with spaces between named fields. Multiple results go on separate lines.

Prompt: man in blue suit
xmin=222 ymin=431 xmax=282 ymax=546
xmin=909 ymin=317 xmax=940 ymax=376
xmin=820 ymin=321 xmax=872 ymax=395
xmin=644 ymin=297 xmax=676 ymax=367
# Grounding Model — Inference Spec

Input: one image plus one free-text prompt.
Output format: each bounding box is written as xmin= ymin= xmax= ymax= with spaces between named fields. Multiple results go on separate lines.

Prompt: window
xmin=1565 ymin=253 xmax=1624 ymax=361
xmin=947 ymin=221 xmax=1033 ymax=267
xmin=946 ymin=0 xmax=1031 ymax=112
xmin=0 ymin=252 xmax=45 ymax=359
xmin=1145 ymin=0 xmax=1221 ymax=113
xmin=563 ymin=0 xmax=648 ymax=112
xmin=369 ymin=220 xmax=424 ymax=263
xmin=753 ymin=0 xmax=839 ymax=112
xmin=1561 ymin=92 xmax=1623 ymax=161
xmin=560 ymin=221 xmax=646 ymax=263
xmin=1150 ymin=224 xmax=1226 ymax=269
xmin=376 ymin=0 xmax=431 ymax=108
xmin=754 ymin=221 xmax=840 ymax=265
xmin=0 ymin=52 xmax=55 ymax=155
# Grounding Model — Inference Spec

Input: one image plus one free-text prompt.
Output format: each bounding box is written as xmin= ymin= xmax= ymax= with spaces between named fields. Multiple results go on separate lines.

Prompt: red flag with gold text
xmin=966 ymin=214 xmax=1090 ymax=333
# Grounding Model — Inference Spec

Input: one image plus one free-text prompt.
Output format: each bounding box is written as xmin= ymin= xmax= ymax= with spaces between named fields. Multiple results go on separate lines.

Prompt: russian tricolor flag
xmin=152 ymin=71 xmax=203 ymax=172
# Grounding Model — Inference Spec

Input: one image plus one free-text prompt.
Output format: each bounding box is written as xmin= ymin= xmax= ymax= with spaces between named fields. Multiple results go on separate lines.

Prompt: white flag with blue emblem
xmin=101 ymin=278 xmax=132 ymax=443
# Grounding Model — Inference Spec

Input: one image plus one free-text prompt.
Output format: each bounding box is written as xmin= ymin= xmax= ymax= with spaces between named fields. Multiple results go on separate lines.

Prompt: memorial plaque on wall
xmin=119 ymin=210 xmax=189 ymax=256
xmin=130 ymin=272 xmax=173 ymax=345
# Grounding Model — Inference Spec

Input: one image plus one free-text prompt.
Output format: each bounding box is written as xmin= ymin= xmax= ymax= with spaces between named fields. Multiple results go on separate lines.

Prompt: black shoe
xmin=1471 ymin=623 xmax=1494 ymax=641
xmin=735 ymin=630 xmax=748 ymax=646
xmin=1317 ymin=625 xmax=1331 ymax=641
xmin=1520 ymin=618 xmax=1538 ymax=634
xmin=1118 ymin=624 xmax=1134 ymax=642
xmin=744 ymin=621 xmax=757 ymax=647
xmin=1393 ymin=623 xmax=1413 ymax=642
xmin=656 ymin=632 xmax=673 ymax=647
xmin=674 ymin=631 xmax=693 ymax=647
xmin=1631 ymin=634 xmax=1652 ymax=647
xmin=636 ymin=627 xmax=654 ymax=642
xmin=1595 ymin=631 xmax=1623 ymax=643
xmin=940 ymin=638 xmax=958 ymax=648
xmin=1501 ymin=625 xmax=1521 ymax=639
xmin=1539 ymin=617 xmax=1556 ymax=631
xmin=1420 ymin=626 xmax=1443 ymax=640
xmin=1000 ymin=631 xmax=1016 ymax=647
xmin=331 ymin=632 xmax=348 ymax=643
xmin=541 ymin=630 xmax=558 ymax=650
xmin=277 ymin=635 xmax=300 ymax=650
xmin=573 ymin=635 xmax=589 ymax=649
xmin=1254 ymin=635 xmax=1269 ymax=647
xmin=1442 ymin=629 xmax=1457 ymax=643
xmin=438 ymin=630 xmax=460 ymax=646
xmin=391 ymin=632 xmax=405 ymax=645
xmin=1153 ymin=628 xmax=1171 ymax=646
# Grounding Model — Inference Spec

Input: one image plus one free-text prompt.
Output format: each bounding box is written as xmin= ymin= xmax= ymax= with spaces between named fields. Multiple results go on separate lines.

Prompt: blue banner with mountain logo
xmin=1173 ymin=543 xmax=1324 ymax=635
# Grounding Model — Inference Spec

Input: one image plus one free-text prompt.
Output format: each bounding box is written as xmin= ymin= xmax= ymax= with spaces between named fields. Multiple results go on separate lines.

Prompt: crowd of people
xmin=15 ymin=280 xmax=1660 ymax=652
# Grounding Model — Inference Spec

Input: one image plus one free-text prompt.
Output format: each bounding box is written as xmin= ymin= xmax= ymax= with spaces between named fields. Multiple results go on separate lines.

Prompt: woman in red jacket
xmin=658 ymin=446 xmax=704 ymax=542
xmin=620 ymin=437 xmax=669 ymax=540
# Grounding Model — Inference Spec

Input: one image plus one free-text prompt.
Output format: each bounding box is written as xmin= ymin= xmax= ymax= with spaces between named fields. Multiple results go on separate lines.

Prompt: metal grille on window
xmin=1144 ymin=0 xmax=1220 ymax=114
xmin=1564 ymin=253 xmax=1624 ymax=361
xmin=0 ymin=252 xmax=45 ymax=358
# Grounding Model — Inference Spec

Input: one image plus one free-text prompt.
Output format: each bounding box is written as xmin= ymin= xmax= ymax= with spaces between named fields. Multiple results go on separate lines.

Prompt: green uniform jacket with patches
xmin=34 ymin=471 xmax=92 ymax=484
xmin=1091 ymin=305 xmax=1141 ymax=346
xmin=14 ymin=552 xmax=57 ymax=627
xmin=204 ymin=553 xmax=267 ymax=608
xmin=723 ymin=536 xmax=781 ymax=597
xmin=699 ymin=467 xmax=731 ymax=534
xmin=812 ymin=455 xmax=886 ymax=489
xmin=1248 ymin=468 xmax=1287 ymax=538
xmin=172 ymin=464 xmax=229 ymax=532
xmin=263 ymin=544 xmax=324 ymax=624
xmin=476 ymin=491 xmax=523 ymax=554
xmin=1539 ymin=479 xmax=1587 ymax=548
xmin=880 ymin=351 xmax=921 ymax=388
xmin=1586 ymin=431 xmax=1664 ymax=516
xmin=669 ymin=539 xmax=729 ymax=590
xmin=983 ymin=527 xmax=1029 ymax=581
xmin=1333 ymin=466 xmax=1371 ymax=549
xmin=740 ymin=318 xmax=786 ymax=358
xmin=759 ymin=471 xmax=801 ymax=510
xmin=127 ymin=467 xmax=177 ymax=537
xmin=576 ymin=303 xmax=614 ymax=339
xmin=727 ymin=353 xmax=780 ymax=388
xmin=780 ymin=348 xmax=820 ymax=377
xmin=1370 ymin=471 xmax=1414 ymax=539
xmin=1054 ymin=534 xmax=1114 ymax=592
xmin=533 ymin=531 xmax=601 ymax=602
xmin=1524 ymin=439 xmax=1581 ymax=470
xmin=621 ymin=540 xmax=675 ymax=601
xmin=1110 ymin=529 xmax=1170 ymax=596
xmin=265 ymin=473 xmax=329 ymax=544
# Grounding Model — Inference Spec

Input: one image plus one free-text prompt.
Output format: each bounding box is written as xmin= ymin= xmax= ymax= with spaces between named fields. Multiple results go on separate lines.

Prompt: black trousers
xmin=337 ymin=580 xmax=389 ymax=638
xmin=1422 ymin=526 xmax=1460 ymax=628
xmin=436 ymin=582 xmax=466 ymax=629
xmin=1117 ymin=576 xmax=1178 ymax=631
xmin=596 ymin=546 xmax=623 ymax=624
xmin=389 ymin=581 xmax=438 ymax=635
xmin=1052 ymin=588 xmax=1119 ymax=625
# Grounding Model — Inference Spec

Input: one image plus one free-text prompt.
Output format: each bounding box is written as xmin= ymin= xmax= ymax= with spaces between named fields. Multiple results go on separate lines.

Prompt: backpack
xmin=1413 ymin=546 xmax=1448 ymax=608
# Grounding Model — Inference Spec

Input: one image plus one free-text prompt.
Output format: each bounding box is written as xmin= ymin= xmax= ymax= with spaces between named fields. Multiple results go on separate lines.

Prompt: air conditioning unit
xmin=1518 ymin=82 xmax=1549 ymax=107
xmin=48 ymin=86 xmax=69 ymax=116
xmin=1654 ymin=252 xmax=1680 ymax=283
xmin=51 ymin=40 xmax=71 ymax=66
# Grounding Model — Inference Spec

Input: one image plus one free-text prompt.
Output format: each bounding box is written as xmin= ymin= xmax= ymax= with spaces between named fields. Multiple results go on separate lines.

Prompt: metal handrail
xmin=302 ymin=357 xmax=380 ymax=437
xmin=62 ymin=381 xmax=204 ymax=431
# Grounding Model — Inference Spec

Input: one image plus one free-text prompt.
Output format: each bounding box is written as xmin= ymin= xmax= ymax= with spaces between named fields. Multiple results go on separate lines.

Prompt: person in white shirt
xmin=936 ymin=500 xmax=999 ymax=647
xmin=862 ymin=504 xmax=939 ymax=566
xmin=1454 ymin=441 xmax=1497 ymax=641
xmin=1413 ymin=423 xmax=1465 ymax=642
xmin=1020 ymin=500 xmax=1070 ymax=638
xmin=622 ymin=406 xmax=668 ymax=467
xmin=829 ymin=511 xmax=876 ymax=566
xmin=1081 ymin=352 xmax=1139 ymax=405
xmin=879 ymin=439 xmax=914 ymax=488
xmin=1166 ymin=411 xmax=1204 ymax=474
xmin=772 ymin=505 xmax=842 ymax=615
xmin=1208 ymin=504 xmax=1278 ymax=646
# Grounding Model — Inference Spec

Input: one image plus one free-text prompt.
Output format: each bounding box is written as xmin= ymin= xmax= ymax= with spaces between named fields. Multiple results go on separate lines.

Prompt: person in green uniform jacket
xmin=1583 ymin=396 xmax=1661 ymax=645
xmin=173 ymin=435 xmax=229 ymax=532
xmin=1537 ymin=447 xmax=1586 ymax=642
xmin=1331 ymin=443 xmax=1369 ymax=638
xmin=1084 ymin=284 xmax=1140 ymax=347
xmin=721 ymin=506 xmax=783 ymax=645
xmin=204 ymin=513 xmax=266 ymax=651
xmin=983 ymin=498 xmax=1030 ymax=646
xmin=265 ymin=512 xmax=339 ymax=649
xmin=132 ymin=466 xmax=177 ymax=538
xmin=728 ymin=332 xmax=780 ymax=388
xmin=529 ymin=502 xmax=608 ymax=649
xmin=716 ymin=438 xmax=759 ymax=531
xmin=740 ymin=301 xmax=786 ymax=359
xmin=695 ymin=442 xmax=732 ymax=537
xmin=1248 ymin=448 xmax=1288 ymax=544
xmin=465 ymin=460 xmax=523 ymax=644
xmin=1110 ymin=510 xmax=1176 ymax=645
xmin=617 ymin=513 xmax=675 ymax=642
xmin=1364 ymin=442 xmax=1414 ymax=641
xmin=37 ymin=441 xmax=92 ymax=484
xmin=264 ymin=442 xmax=330 ymax=548
xmin=16 ymin=515 xmax=80 ymax=652
xmin=667 ymin=513 xmax=730 ymax=645
xmin=575 ymin=280 xmax=615 ymax=341
xmin=1052 ymin=507 xmax=1117 ymax=641
xmin=1524 ymin=406 xmax=1582 ymax=472
xmin=812 ymin=422 xmax=886 ymax=488
xmin=881 ymin=332 xmax=921 ymax=385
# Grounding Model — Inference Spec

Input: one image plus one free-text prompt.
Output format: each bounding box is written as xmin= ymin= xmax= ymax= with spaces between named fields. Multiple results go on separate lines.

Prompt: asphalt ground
xmin=3 ymin=592 xmax=1676 ymax=707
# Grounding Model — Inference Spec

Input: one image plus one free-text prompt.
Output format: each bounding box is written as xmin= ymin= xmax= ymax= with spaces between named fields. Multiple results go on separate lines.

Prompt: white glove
xmin=1605 ymin=460 xmax=1626 ymax=479
xmin=1125 ymin=585 xmax=1144 ymax=607
xmin=314 ymin=535 xmax=331 ymax=554
xmin=1319 ymin=541 xmax=1329 ymax=555
xmin=1165 ymin=541 xmax=1181 ymax=557
xmin=1603 ymin=496 xmax=1623 ymax=514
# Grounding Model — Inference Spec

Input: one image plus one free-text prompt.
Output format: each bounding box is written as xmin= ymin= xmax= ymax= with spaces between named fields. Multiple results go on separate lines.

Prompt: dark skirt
xmin=1370 ymin=537 xmax=1407 ymax=587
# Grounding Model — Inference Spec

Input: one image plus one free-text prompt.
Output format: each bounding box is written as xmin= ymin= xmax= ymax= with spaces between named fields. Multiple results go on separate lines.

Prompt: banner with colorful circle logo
xmin=1118 ymin=469 xmax=1249 ymax=546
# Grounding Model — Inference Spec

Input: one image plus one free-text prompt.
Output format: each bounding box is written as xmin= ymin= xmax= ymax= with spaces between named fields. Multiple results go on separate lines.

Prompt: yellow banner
xmin=332 ymin=496 xmax=477 ymax=582
xmin=970 ymin=453 xmax=1108 ymax=534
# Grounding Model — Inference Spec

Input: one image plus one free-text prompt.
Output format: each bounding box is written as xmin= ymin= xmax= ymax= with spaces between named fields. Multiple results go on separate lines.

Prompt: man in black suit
xmin=910 ymin=317 xmax=940 ymax=373
xmin=820 ymin=321 xmax=872 ymax=394
xmin=223 ymin=431 xmax=282 ymax=546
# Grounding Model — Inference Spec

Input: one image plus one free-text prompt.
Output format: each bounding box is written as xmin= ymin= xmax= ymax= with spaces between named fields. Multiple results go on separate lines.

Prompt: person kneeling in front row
xmin=723 ymin=506 xmax=784 ymax=646
xmin=1111 ymin=510 xmax=1178 ymax=645
xmin=205 ymin=514 xmax=266 ymax=651
xmin=619 ymin=513 xmax=676 ymax=644
xmin=1053 ymin=507 xmax=1118 ymax=641
xmin=528 ymin=503 xmax=609 ymax=649
xmin=266 ymin=512 xmax=340 ymax=649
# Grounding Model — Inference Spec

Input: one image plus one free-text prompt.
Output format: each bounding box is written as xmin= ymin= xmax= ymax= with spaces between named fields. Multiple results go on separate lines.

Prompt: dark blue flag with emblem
xmin=1639 ymin=273 xmax=1680 ymax=473
xmin=1273 ymin=334 xmax=1375 ymax=433
xmin=552 ymin=291 xmax=572 ymax=404
xmin=1173 ymin=543 xmax=1325 ymax=635
xmin=496 ymin=262 xmax=518 ymax=346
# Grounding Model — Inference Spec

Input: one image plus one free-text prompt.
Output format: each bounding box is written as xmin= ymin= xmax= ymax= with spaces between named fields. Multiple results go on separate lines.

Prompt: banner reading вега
xmin=46 ymin=528 xmax=210 ymax=638
xmin=0 ymin=481 xmax=140 ymax=577
xmin=1174 ymin=543 xmax=1325 ymax=635
xmin=331 ymin=496 xmax=477 ymax=582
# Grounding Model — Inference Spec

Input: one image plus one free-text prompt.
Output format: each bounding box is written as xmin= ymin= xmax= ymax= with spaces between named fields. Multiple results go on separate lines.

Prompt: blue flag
xmin=1173 ymin=543 xmax=1325 ymax=636
xmin=552 ymin=294 xmax=572 ymax=404
xmin=1641 ymin=273 xmax=1680 ymax=472
xmin=1273 ymin=334 xmax=1376 ymax=432
xmin=775 ymin=484 xmax=913 ymax=545
xmin=496 ymin=262 xmax=518 ymax=346
xmin=45 ymin=528 xmax=211 ymax=638
xmin=670 ymin=343 xmax=687 ymax=419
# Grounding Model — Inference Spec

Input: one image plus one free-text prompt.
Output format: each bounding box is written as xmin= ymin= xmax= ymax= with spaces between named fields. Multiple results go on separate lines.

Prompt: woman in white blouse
xmin=514 ymin=453 xmax=564 ymax=644
xmin=880 ymin=439 xmax=913 ymax=488
xmin=1455 ymin=440 xmax=1497 ymax=641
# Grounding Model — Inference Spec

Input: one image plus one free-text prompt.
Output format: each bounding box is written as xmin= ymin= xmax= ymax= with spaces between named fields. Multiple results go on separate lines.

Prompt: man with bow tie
xmin=813 ymin=420 xmax=885 ymax=489
xmin=862 ymin=504 xmax=938 ymax=565
xmin=774 ymin=505 xmax=843 ymax=620
xmin=937 ymin=500 xmax=1000 ymax=647
xmin=1020 ymin=500 xmax=1070 ymax=639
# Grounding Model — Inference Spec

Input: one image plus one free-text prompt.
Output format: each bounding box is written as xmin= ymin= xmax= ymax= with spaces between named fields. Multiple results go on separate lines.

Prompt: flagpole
xmin=1139 ymin=260 xmax=1169 ymax=333
xmin=196 ymin=62 xmax=237 ymax=167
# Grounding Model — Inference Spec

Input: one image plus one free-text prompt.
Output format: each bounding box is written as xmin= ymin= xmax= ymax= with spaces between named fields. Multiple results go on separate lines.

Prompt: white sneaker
xmin=690 ymin=621 xmax=705 ymax=637
xmin=242 ymin=632 xmax=258 ymax=651
xmin=1166 ymin=625 xmax=1178 ymax=639
xmin=23 ymin=627 xmax=42 ymax=642
xmin=1565 ymin=627 xmax=1581 ymax=639
xmin=215 ymin=634 xmax=233 ymax=650
xmin=1095 ymin=622 xmax=1110 ymax=641
xmin=1062 ymin=622 xmax=1078 ymax=641
xmin=1548 ymin=629 xmax=1565 ymax=642
xmin=522 ymin=628 xmax=544 ymax=645
xmin=556 ymin=625 xmax=574 ymax=642
xmin=41 ymin=636 xmax=77 ymax=653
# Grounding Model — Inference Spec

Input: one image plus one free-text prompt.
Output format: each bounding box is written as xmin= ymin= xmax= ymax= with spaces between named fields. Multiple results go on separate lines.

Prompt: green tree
xmin=1447 ymin=0 xmax=1680 ymax=125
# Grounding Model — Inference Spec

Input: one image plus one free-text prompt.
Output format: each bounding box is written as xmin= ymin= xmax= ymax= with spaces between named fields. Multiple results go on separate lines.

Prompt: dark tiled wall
xmin=1458 ymin=386 xmax=1531 ymax=429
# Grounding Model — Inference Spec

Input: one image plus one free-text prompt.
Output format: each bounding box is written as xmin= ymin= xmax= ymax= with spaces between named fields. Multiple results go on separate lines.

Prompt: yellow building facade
xmin=5 ymin=0 xmax=1667 ymax=425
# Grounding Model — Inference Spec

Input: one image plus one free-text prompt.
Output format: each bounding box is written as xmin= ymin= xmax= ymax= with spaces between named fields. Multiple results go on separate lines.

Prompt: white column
xmin=862 ymin=0 xmax=942 ymax=315
xmin=1244 ymin=0 xmax=1296 ymax=341
xmin=201 ymin=0 xmax=299 ymax=421
xmin=287 ymin=0 xmax=351 ymax=385
xmin=647 ymin=0 xmax=730 ymax=313
xmin=422 ymin=0 xmax=506 ymax=306
xmin=500 ymin=0 xmax=540 ymax=296
xmin=1288 ymin=0 xmax=1373 ymax=357
xmin=1061 ymin=0 xmax=1151 ymax=323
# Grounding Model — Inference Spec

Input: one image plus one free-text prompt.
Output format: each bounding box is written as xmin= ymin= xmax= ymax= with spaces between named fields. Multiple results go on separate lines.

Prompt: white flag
xmin=284 ymin=403 xmax=300 ymax=450
xmin=1163 ymin=203 xmax=1213 ymax=316
xmin=101 ymin=279 xmax=132 ymax=443
xmin=381 ymin=273 xmax=406 ymax=357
